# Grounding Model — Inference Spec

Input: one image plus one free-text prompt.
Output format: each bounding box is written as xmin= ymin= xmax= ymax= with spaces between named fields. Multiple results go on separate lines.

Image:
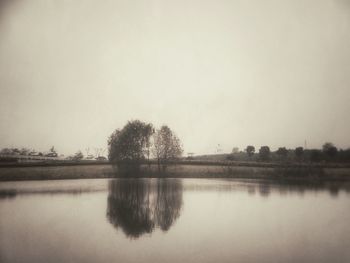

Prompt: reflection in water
xmin=0 ymin=179 xmax=109 ymax=199
xmin=0 ymin=189 xmax=17 ymax=199
xmin=258 ymin=183 xmax=271 ymax=197
xmin=182 ymin=179 xmax=350 ymax=198
xmin=1 ymin=178 xmax=350 ymax=263
xmin=106 ymin=179 xmax=183 ymax=238
xmin=250 ymin=180 xmax=350 ymax=198
xmin=1 ymin=178 xmax=349 ymax=201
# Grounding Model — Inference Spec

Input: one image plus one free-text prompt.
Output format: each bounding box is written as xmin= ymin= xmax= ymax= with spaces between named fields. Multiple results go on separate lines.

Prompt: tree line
xmin=0 ymin=146 xmax=107 ymax=161
xmin=0 ymin=146 xmax=58 ymax=157
xmin=226 ymin=143 xmax=350 ymax=162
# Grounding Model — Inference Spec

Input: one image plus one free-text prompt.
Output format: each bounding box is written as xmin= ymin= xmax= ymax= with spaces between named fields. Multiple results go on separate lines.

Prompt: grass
xmin=0 ymin=163 xmax=349 ymax=181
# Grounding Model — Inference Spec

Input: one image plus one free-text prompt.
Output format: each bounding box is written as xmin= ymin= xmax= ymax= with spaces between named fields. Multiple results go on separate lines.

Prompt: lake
xmin=0 ymin=178 xmax=350 ymax=263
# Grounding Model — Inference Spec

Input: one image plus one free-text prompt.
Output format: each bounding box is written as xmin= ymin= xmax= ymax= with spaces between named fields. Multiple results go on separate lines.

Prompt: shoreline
xmin=0 ymin=163 xmax=349 ymax=182
xmin=1 ymin=159 xmax=350 ymax=168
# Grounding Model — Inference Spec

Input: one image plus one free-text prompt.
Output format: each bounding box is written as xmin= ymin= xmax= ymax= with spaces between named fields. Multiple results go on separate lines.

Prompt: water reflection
xmin=1 ymin=178 xmax=349 ymax=201
xmin=0 ymin=189 xmax=17 ymax=199
xmin=1 ymin=178 xmax=350 ymax=263
xmin=0 ymin=179 xmax=109 ymax=199
xmin=251 ymin=180 xmax=350 ymax=198
xmin=106 ymin=179 xmax=183 ymax=238
xmin=183 ymin=179 xmax=350 ymax=198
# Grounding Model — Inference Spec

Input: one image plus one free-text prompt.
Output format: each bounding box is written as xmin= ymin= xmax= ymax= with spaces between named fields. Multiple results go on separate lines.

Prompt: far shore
xmin=1 ymin=159 xmax=350 ymax=168
xmin=0 ymin=162 xmax=349 ymax=181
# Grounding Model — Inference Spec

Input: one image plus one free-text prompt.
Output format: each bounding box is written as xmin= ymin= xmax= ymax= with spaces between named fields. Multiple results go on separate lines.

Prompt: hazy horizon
xmin=1 ymin=0 xmax=350 ymax=156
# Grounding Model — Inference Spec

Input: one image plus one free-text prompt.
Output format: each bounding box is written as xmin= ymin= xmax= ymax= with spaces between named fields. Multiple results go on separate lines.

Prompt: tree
xmin=276 ymin=147 xmax=288 ymax=160
xmin=259 ymin=146 xmax=270 ymax=161
xmin=20 ymin=148 xmax=30 ymax=156
xmin=245 ymin=145 xmax=255 ymax=158
xmin=152 ymin=125 xmax=183 ymax=172
xmin=232 ymin=147 xmax=239 ymax=154
xmin=12 ymin=148 xmax=20 ymax=155
xmin=322 ymin=142 xmax=338 ymax=159
xmin=108 ymin=120 xmax=154 ymax=174
xmin=85 ymin=147 xmax=90 ymax=157
xmin=94 ymin=148 xmax=106 ymax=158
xmin=0 ymin=148 xmax=12 ymax=155
xmin=295 ymin=147 xmax=304 ymax=160
xmin=73 ymin=151 xmax=84 ymax=161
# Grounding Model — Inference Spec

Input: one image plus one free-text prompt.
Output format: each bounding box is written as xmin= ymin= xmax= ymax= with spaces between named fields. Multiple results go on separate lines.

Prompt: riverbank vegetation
xmin=0 ymin=163 xmax=349 ymax=182
xmin=1 ymin=119 xmax=350 ymax=174
xmin=190 ymin=143 xmax=350 ymax=164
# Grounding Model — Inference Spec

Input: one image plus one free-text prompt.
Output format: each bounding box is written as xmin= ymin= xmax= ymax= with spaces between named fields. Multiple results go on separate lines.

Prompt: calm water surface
xmin=0 ymin=178 xmax=350 ymax=263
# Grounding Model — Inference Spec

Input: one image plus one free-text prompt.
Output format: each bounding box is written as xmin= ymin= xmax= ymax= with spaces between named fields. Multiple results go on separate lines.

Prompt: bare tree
xmin=152 ymin=125 xmax=183 ymax=172
xmin=94 ymin=148 xmax=106 ymax=158
xmin=85 ymin=147 xmax=90 ymax=157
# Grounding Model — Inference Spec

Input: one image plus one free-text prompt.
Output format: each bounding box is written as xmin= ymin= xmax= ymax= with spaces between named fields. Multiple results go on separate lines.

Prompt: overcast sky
xmin=0 ymin=0 xmax=349 ymax=155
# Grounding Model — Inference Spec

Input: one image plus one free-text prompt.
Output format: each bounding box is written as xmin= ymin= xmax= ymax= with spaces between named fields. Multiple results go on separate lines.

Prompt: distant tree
xmin=12 ymin=148 xmax=20 ymax=155
xmin=108 ymin=120 xmax=154 ymax=174
xmin=19 ymin=148 xmax=30 ymax=155
xmin=0 ymin=148 xmax=12 ymax=155
xmin=232 ymin=147 xmax=239 ymax=154
xmin=259 ymin=146 xmax=270 ymax=161
xmin=94 ymin=148 xmax=106 ymax=158
xmin=85 ymin=147 xmax=90 ymax=157
xmin=295 ymin=147 xmax=304 ymax=160
xmin=245 ymin=145 xmax=255 ymax=158
xmin=73 ymin=151 xmax=84 ymax=160
xmin=152 ymin=125 xmax=183 ymax=172
xmin=276 ymin=147 xmax=288 ymax=160
xmin=322 ymin=142 xmax=338 ymax=159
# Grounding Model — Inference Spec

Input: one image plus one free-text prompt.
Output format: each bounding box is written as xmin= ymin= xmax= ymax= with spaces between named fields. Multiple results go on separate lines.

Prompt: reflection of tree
xmin=106 ymin=179 xmax=154 ymax=237
xmin=106 ymin=179 xmax=183 ymax=238
xmin=244 ymin=180 xmax=350 ymax=198
xmin=258 ymin=183 xmax=271 ymax=197
xmin=155 ymin=180 xmax=183 ymax=231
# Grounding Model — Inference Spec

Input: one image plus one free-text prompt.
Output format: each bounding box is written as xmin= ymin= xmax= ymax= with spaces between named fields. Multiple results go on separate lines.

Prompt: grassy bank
xmin=0 ymin=163 xmax=349 ymax=181
xmin=1 ymin=159 xmax=350 ymax=168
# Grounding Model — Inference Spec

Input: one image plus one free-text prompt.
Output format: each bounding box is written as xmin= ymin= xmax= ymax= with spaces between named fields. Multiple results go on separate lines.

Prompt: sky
xmin=0 ymin=0 xmax=349 ymax=156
